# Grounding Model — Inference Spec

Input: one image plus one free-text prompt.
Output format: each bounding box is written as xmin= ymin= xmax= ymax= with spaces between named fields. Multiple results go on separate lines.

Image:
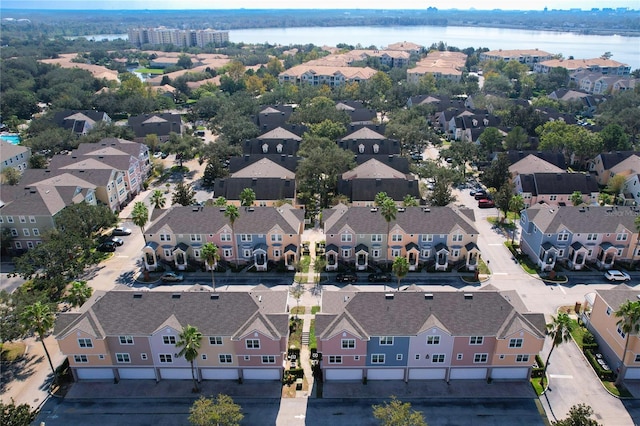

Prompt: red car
xmin=478 ymin=198 xmax=495 ymax=208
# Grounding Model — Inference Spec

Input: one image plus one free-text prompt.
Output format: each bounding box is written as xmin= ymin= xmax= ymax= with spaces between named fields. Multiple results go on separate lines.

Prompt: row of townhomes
xmin=0 ymin=138 xmax=150 ymax=255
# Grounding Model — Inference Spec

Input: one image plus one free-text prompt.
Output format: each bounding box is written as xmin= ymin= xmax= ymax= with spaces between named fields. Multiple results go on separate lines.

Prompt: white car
xmin=604 ymin=270 xmax=631 ymax=282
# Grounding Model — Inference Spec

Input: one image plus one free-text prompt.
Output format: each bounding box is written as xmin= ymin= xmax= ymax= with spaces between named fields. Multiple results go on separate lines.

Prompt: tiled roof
xmin=525 ymin=205 xmax=639 ymax=234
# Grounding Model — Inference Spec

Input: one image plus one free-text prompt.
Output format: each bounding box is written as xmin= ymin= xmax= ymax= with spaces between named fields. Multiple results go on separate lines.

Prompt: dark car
xmin=478 ymin=198 xmax=495 ymax=208
xmin=111 ymin=227 xmax=132 ymax=236
xmin=97 ymin=241 xmax=117 ymax=252
xmin=103 ymin=235 xmax=124 ymax=246
xmin=368 ymin=273 xmax=392 ymax=282
xmin=336 ymin=273 xmax=358 ymax=283
xmin=474 ymin=191 xmax=488 ymax=200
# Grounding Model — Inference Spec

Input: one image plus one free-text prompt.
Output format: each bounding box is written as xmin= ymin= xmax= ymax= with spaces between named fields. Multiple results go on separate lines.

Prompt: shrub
xmin=584 ymin=349 xmax=615 ymax=381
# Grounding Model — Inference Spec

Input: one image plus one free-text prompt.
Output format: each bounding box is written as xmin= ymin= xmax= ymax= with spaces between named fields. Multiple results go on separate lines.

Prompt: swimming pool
xmin=0 ymin=134 xmax=21 ymax=145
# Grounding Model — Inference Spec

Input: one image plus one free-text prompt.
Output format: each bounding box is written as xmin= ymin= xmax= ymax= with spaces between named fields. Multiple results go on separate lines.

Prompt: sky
xmin=1 ymin=0 xmax=638 ymax=10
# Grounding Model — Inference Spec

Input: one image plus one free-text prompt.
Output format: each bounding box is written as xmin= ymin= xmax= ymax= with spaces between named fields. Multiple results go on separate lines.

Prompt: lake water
xmin=86 ymin=26 xmax=640 ymax=68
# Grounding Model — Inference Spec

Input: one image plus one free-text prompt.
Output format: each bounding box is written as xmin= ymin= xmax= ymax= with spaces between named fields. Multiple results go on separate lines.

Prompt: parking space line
xmin=549 ymin=374 xmax=574 ymax=379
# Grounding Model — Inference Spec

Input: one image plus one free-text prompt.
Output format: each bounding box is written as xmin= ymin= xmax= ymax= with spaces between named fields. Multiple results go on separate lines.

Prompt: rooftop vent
xmin=423 ymin=208 xmax=431 ymax=213
xmin=464 ymin=293 xmax=473 ymax=300
xmin=210 ymin=294 xmax=220 ymax=300
xmin=171 ymin=294 xmax=181 ymax=299
xmin=192 ymin=206 xmax=200 ymax=212
xmin=370 ymin=208 xmax=378 ymax=212
xmin=398 ymin=208 xmax=406 ymax=213
xmin=133 ymin=293 xmax=143 ymax=299
xmin=424 ymin=294 xmax=433 ymax=300
xmin=385 ymin=293 xmax=394 ymax=300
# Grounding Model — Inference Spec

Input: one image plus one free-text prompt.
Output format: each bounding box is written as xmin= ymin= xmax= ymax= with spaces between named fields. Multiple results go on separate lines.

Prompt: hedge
xmin=584 ymin=348 xmax=616 ymax=381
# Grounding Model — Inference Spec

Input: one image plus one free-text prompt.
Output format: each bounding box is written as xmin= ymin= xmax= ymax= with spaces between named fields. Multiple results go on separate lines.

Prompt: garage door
xmin=201 ymin=368 xmax=239 ymax=380
xmin=490 ymin=367 xmax=529 ymax=380
xmin=76 ymin=368 xmax=114 ymax=380
xmin=118 ymin=368 xmax=157 ymax=380
xmin=243 ymin=369 xmax=281 ymax=380
xmin=159 ymin=368 xmax=193 ymax=380
xmin=625 ymin=368 xmax=640 ymax=379
xmin=408 ymin=368 xmax=446 ymax=380
xmin=449 ymin=368 xmax=487 ymax=380
xmin=367 ymin=369 xmax=404 ymax=380
xmin=325 ymin=369 xmax=363 ymax=381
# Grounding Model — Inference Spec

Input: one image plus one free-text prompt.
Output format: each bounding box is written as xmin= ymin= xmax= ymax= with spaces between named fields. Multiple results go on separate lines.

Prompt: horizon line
xmin=1 ymin=7 xmax=638 ymax=11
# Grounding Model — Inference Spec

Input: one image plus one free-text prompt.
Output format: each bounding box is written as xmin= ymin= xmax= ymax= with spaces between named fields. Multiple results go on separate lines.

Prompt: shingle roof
xmin=509 ymin=155 xmax=565 ymax=175
xmin=229 ymin=155 xmax=300 ymax=173
xmin=342 ymin=159 xmax=408 ymax=180
xmin=231 ymin=158 xmax=295 ymax=179
xmin=597 ymin=152 xmax=640 ymax=171
xmin=55 ymin=289 xmax=289 ymax=340
xmin=0 ymin=140 xmax=30 ymax=160
xmin=596 ymin=286 xmax=640 ymax=311
xmin=525 ymin=205 xmax=639 ymax=234
xmin=530 ymin=173 xmax=598 ymax=195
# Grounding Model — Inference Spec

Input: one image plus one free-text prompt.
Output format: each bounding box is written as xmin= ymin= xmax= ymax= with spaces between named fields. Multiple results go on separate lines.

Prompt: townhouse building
xmin=589 ymin=151 xmax=640 ymax=186
xmin=583 ymin=287 xmax=640 ymax=381
xmin=128 ymin=113 xmax=183 ymax=143
xmin=52 ymin=110 xmax=111 ymax=136
xmin=242 ymin=126 xmax=302 ymax=156
xmin=278 ymin=65 xmax=378 ymax=87
xmin=533 ymin=58 xmax=631 ymax=76
xmin=142 ymin=204 xmax=304 ymax=272
xmin=322 ymin=205 xmax=480 ymax=272
xmin=519 ymin=204 xmax=640 ymax=272
xmin=480 ymin=49 xmax=555 ymax=66
xmin=337 ymin=127 xmax=400 ymax=156
xmin=54 ymin=286 xmax=289 ymax=381
xmin=0 ymin=140 xmax=31 ymax=173
xmin=316 ymin=289 xmax=545 ymax=382
xmin=513 ymin=172 xmax=599 ymax=208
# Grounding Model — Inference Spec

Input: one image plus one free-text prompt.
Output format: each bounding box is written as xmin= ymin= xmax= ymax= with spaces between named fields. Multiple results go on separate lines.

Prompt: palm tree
xmin=64 ymin=280 xmax=93 ymax=308
xmin=540 ymin=312 xmax=573 ymax=387
xmin=239 ymin=188 xmax=256 ymax=207
xmin=614 ymin=300 xmax=640 ymax=385
xmin=201 ymin=243 xmax=220 ymax=290
xmin=176 ymin=324 xmax=203 ymax=393
xmin=150 ymin=189 xmax=166 ymax=210
xmin=392 ymin=256 xmax=409 ymax=291
xmin=21 ymin=301 xmax=56 ymax=376
xmin=224 ymin=204 xmax=240 ymax=268
xmin=380 ymin=197 xmax=397 ymax=268
xmin=131 ymin=201 xmax=149 ymax=234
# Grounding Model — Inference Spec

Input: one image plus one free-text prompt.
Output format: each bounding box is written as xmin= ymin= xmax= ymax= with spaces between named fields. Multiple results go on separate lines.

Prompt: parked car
xmin=336 ymin=273 xmax=358 ymax=283
xmin=103 ymin=235 xmax=124 ymax=246
xmin=111 ymin=227 xmax=132 ymax=236
xmin=161 ymin=272 xmax=184 ymax=282
xmin=604 ymin=270 xmax=631 ymax=282
xmin=474 ymin=191 xmax=488 ymax=200
xmin=96 ymin=241 xmax=117 ymax=252
xmin=478 ymin=199 xmax=495 ymax=208
xmin=368 ymin=272 xmax=392 ymax=282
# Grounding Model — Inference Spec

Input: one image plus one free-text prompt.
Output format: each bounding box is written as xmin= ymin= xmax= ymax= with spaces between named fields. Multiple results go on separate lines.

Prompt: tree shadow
xmin=0 ymin=352 xmax=42 ymax=393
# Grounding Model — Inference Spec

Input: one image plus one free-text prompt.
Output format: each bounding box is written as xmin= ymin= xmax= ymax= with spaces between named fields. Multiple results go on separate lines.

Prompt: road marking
xmin=558 ymin=285 xmax=566 ymax=294
xmin=487 ymin=243 xmax=503 ymax=246
xmin=294 ymin=414 xmax=306 ymax=419
xmin=116 ymin=255 xmax=130 ymax=258
xmin=493 ymin=272 xmax=508 ymax=275
xmin=549 ymin=374 xmax=574 ymax=379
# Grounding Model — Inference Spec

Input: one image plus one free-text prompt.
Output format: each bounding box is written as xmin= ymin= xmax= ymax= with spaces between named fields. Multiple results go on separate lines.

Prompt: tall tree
xmin=1 ymin=167 xmax=21 ymax=185
xmin=478 ymin=127 xmax=503 ymax=154
xmin=392 ymin=256 xmax=410 ymax=291
xmin=176 ymin=324 xmax=203 ymax=393
xmin=372 ymin=396 xmax=427 ymax=426
xmin=380 ymin=197 xmax=397 ymax=266
xmin=614 ymin=300 xmax=640 ymax=385
xmin=150 ymin=189 xmax=166 ymax=210
xmin=188 ymin=394 xmax=244 ymax=426
xmin=21 ymin=301 xmax=56 ymax=376
xmin=224 ymin=204 xmax=240 ymax=268
xmin=541 ymin=313 xmax=573 ymax=387
xmin=172 ymin=182 xmax=196 ymax=206
xmin=64 ymin=280 xmax=93 ymax=309
xmin=493 ymin=181 xmax=514 ymax=222
xmin=403 ymin=195 xmax=419 ymax=207
xmin=201 ymin=243 xmax=220 ymax=291
xmin=504 ymin=126 xmax=529 ymax=150
xmin=239 ymin=188 xmax=256 ymax=207
xmin=552 ymin=403 xmax=600 ymax=426
xmin=606 ymin=174 xmax=626 ymax=198
xmin=131 ymin=202 xmax=149 ymax=234
xmin=289 ymin=283 xmax=305 ymax=318
xmin=481 ymin=152 xmax=511 ymax=191
xmin=570 ymin=191 xmax=583 ymax=206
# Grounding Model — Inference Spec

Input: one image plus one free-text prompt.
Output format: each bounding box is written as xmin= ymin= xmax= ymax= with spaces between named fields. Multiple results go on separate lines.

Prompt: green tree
xmin=131 ymin=201 xmax=149 ymax=233
xmin=289 ymin=283 xmax=305 ymax=318
xmin=64 ymin=280 xmax=93 ymax=308
xmin=213 ymin=197 xmax=228 ymax=206
xmin=188 ymin=394 xmax=244 ymax=426
xmin=403 ymin=195 xmax=419 ymax=207
xmin=28 ymin=154 xmax=48 ymax=169
xmin=172 ymin=182 xmax=196 ymax=206
xmin=614 ymin=300 xmax=640 ymax=385
xmin=375 ymin=192 xmax=390 ymax=207
xmin=144 ymin=134 xmax=160 ymax=154
xmin=313 ymin=256 xmax=327 ymax=285
xmin=600 ymin=123 xmax=630 ymax=152
xmin=552 ymin=403 xmax=600 ymax=426
xmin=164 ymin=133 xmax=203 ymax=167
xmin=504 ymin=126 xmax=529 ymax=150
xmin=177 ymin=53 xmax=193 ymax=69
xmin=20 ymin=301 xmax=56 ymax=376
xmin=1 ymin=167 xmax=21 ymax=185
xmin=176 ymin=324 xmax=203 ymax=393
xmin=441 ymin=141 xmax=478 ymax=178
xmin=606 ymin=174 xmax=626 ymax=198
xmin=239 ymin=188 xmax=256 ymax=207
xmin=372 ymin=396 xmax=427 ymax=426
xmin=0 ymin=400 xmax=36 ymax=426
xmin=306 ymin=119 xmax=347 ymax=140
xmin=478 ymin=127 xmax=503 ymax=154
xmin=290 ymin=96 xmax=350 ymax=126
xmin=493 ymin=181 xmax=514 ymax=222
xmin=150 ymin=189 xmax=166 ymax=210
xmin=570 ymin=191 xmax=583 ymax=206
xmin=55 ymin=203 xmax=117 ymax=238
xmin=201 ymin=243 xmax=220 ymax=291
xmin=392 ymin=256 xmax=410 ymax=291
xmin=541 ymin=312 xmax=573 ymax=387
xmin=224 ymin=204 xmax=240 ymax=268
xmin=481 ymin=152 xmax=511 ymax=191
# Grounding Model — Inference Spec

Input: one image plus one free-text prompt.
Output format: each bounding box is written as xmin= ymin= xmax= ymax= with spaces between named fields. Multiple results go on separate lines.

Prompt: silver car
xmin=604 ymin=270 xmax=631 ymax=282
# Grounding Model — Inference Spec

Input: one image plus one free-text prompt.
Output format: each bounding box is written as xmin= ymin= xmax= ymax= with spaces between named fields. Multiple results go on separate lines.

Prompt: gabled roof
xmin=530 ymin=172 xmax=598 ymax=195
xmin=258 ymin=127 xmax=302 ymax=141
xmin=596 ymin=151 xmax=640 ymax=171
xmin=509 ymin=154 xmax=565 ymax=175
xmin=231 ymin=158 xmax=295 ymax=179
xmin=341 ymin=127 xmax=386 ymax=141
xmin=525 ymin=205 xmax=639 ymax=234
xmin=229 ymin=155 xmax=300 ymax=173
xmin=342 ymin=159 xmax=408 ymax=180
xmin=505 ymin=150 xmax=567 ymax=169
xmin=0 ymin=140 xmax=30 ymax=160
xmin=596 ymin=286 xmax=640 ymax=311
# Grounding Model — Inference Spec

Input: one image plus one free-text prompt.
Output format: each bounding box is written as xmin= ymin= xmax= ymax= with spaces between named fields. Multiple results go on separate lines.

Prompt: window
xmin=469 ymin=336 xmax=484 ymax=345
xmin=240 ymin=234 xmax=252 ymax=242
xmin=22 ymin=228 xmax=30 ymax=237
xmin=427 ymin=336 xmax=440 ymax=345
xmin=201 ymin=354 xmax=208 ymax=360
xmin=635 ymin=354 xmax=640 ymax=363
xmin=516 ymin=354 xmax=530 ymax=363
xmin=549 ymin=195 xmax=557 ymax=201
xmin=193 ymin=249 xmax=201 ymax=258
xmin=270 ymin=234 xmax=282 ymax=242
xmin=10 ymin=229 xmax=18 ymax=237
xmin=396 ymin=354 xmax=403 ymax=361
xmin=27 ymin=242 xmax=34 ymax=249
xmin=617 ymin=325 xmax=626 ymax=339
xmin=421 ymin=249 xmax=430 ymax=258
xmin=587 ymin=233 xmax=597 ymax=241
xmin=372 ymin=249 xmax=380 ymax=258
xmin=116 ymin=353 xmax=131 ymax=363
xmin=452 ymin=234 xmax=463 ymax=242
xmin=372 ymin=234 xmax=382 ymax=242
xmin=163 ymin=249 xmax=172 ymax=258
xmin=422 ymin=234 xmax=433 ymax=242
xmin=558 ymin=249 xmax=565 ymax=257
xmin=6 ymin=216 xmax=13 ymax=223
xmin=341 ymin=249 xmax=351 ymax=258
xmin=457 ymin=353 xmax=463 ymax=361
xmin=341 ymin=234 xmax=352 ymax=242
xmin=119 ymin=336 xmax=134 ymax=345
xmin=244 ymin=355 xmax=250 ymax=361
xmin=558 ymin=233 xmax=569 ymax=241
xmin=190 ymin=234 xmax=202 ymax=242
xmin=415 ymin=354 xmax=420 ymax=360
xmin=159 ymin=354 xmax=173 ymax=363
xmin=391 ymin=234 xmax=403 ymax=242
xmin=617 ymin=233 xmax=628 ymax=241
xmin=262 ymin=355 xmax=276 ymax=364
xmin=33 ymin=228 xmax=39 ymax=236
xmin=328 ymin=355 xmax=342 ymax=364
xmin=499 ymin=354 xmax=505 ymax=359
xmin=209 ymin=336 xmax=223 ymax=345
xmin=606 ymin=307 xmax=612 ymax=316
xmin=163 ymin=336 xmax=176 ymax=345
xmin=509 ymin=338 xmax=523 ymax=348
xmin=29 ymin=216 xmax=36 ymax=223
xmin=474 ymin=353 xmax=488 ymax=363
xmin=451 ymin=249 xmax=460 ymax=258
xmin=223 ymin=248 xmax=233 ymax=258
xmin=74 ymin=355 xmax=88 ymax=363
xmin=78 ymin=338 xmax=93 ymax=348
xmin=19 ymin=216 xmax=26 ymax=223
xmin=380 ymin=336 xmax=394 ymax=346
xmin=219 ymin=354 xmax=233 ymax=364
xmin=341 ymin=339 xmax=355 ymax=349
xmin=391 ymin=249 xmax=401 ymax=257
xmin=243 ymin=249 xmax=252 ymax=258
xmin=99 ymin=354 xmax=105 ymax=360
xmin=221 ymin=233 xmax=231 ymax=242
xmin=141 ymin=353 xmax=148 ymax=360
xmin=371 ymin=354 xmax=385 ymax=364
xmin=432 ymin=354 xmax=445 ymax=363
xmin=246 ymin=339 xmax=260 ymax=349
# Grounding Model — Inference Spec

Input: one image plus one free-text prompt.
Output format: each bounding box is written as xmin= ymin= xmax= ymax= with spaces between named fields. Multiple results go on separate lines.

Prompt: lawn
xmin=568 ymin=319 xmax=587 ymax=347
xmin=289 ymin=318 xmax=303 ymax=349
xmin=603 ymin=381 xmax=633 ymax=397
xmin=309 ymin=319 xmax=317 ymax=350
xmin=291 ymin=306 xmax=305 ymax=315
xmin=0 ymin=342 xmax=26 ymax=363
xmin=298 ymin=256 xmax=310 ymax=273
xmin=311 ymin=305 xmax=321 ymax=314
xmin=133 ymin=67 xmax=164 ymax=74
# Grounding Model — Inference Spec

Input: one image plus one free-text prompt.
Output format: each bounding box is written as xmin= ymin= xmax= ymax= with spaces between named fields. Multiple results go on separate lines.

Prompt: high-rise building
xmin=127 ymin=27 xmax=229 ymax=48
